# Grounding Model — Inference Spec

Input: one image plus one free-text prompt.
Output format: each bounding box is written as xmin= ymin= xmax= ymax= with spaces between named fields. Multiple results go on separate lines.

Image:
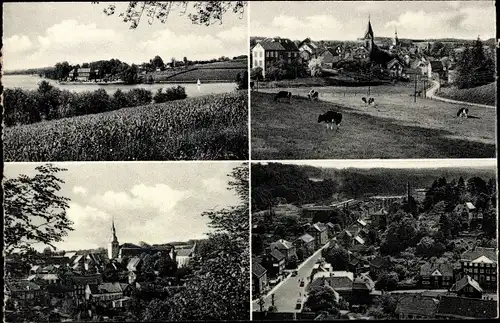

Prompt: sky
xmin=4 ymin=162 xmax=245 ymax=252
xmin=250 ymin=1 xmax=496 ymax=41
xmin=2 ymin=2 xmax=248 ymax=71
xmin=260 ymin=159 xmax=497 ymax=169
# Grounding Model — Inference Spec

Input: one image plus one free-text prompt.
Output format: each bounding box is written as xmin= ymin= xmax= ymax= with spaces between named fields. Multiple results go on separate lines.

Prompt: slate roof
xmin=436 ymin=296 xmax=497 ymax=319
xmin=420 ymin=262 xmax=454 ymax=277
xmin=126 ymin=257 xmax=142 ymax=272
xmin=298 ymin=233 xmax=315 ymax=243
xmin=120 ymin=243 xmax=142 ymax=249
xmin=396 ymin=294 xmax=439 ymax=317
xmin=176 ymin=248 xmax=193 ymax=257
xmin=353 ymin=273 xmax=375 ymax=291
xmin=252 ymin=261 xmax=267 ymax=278
xmin=354 ymin=236 xmax=365 ymax=245
xmin=356 ymin=219 xmax=367 ymax=227
xmin=6 ymin=280 xmax=42 ymax=292
xmin=270 ymin=249 xmax=285 ymax=262
xmin=370 ymin=256 xmax=389 ymax=268
xmin=258 ymin=40 xmax=286 ymax=51
xmin=465 ymin=202 xmax=476 ymax=210
xmin=88 ymin=282 xmax=129 ymax=295
xmin=311 ymin=222 xmax=327 ymax=232
xmin=449 ymin=275 xmax=483 ymax=293
xmin=461 ymin=247 xmax=497 ymax=263
xmin=272 ymin=239 xmax=294 ymax=250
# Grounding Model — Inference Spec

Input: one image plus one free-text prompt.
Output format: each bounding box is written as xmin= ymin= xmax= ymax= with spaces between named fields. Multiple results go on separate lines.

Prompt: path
xmin=426 ymin=80 xmax=496 ymax=109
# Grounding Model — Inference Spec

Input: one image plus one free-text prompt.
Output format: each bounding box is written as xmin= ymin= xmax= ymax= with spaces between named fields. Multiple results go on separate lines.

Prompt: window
xmin=486 ymin=276 xmax=491 ymax=281
xmin=474 ymin=275 xmax=478 ymax=280
xmin=492 ymin=276 xmax=496 ymax=282
xmin=480 ymin=269 xmax=484 ymax=274
xmin=474 ymin=268 xmax=478 ymax=273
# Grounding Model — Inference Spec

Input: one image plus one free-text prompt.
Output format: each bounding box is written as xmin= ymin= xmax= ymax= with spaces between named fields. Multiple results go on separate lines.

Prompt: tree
xmin=4 ymin=164 xmax=73 ymax=255
xmin=323 ymin=246 xmax=350 ymax=271
xmin=304 ymin=285 xmax=339 ymax=314
xmin=121 ymin=64 xmax=139 ymax=84
xmin=308 ymin=57 xmax=323 ymax=77
xmin=375 ymin=272 xmax=399 ymax=291
xmin=251 ymin=67 xmax=263 ymax=81
xmin=236 ymin=70 xmax=248 ymax=90
xmin=183 ymin=56 xmax=188 ymax=69
xmin=151 ymin=55 xmax=165 ymax=70
xmin=102 ymin=1 xmax=247 ymax=29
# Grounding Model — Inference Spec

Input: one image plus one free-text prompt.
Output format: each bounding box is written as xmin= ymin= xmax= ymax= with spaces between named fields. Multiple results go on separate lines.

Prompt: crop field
xmin=252 ymin=83 xmax=496 ymax=159
xmin=4 ymin=91 xmax=248 ymax=161
xmin=437 ymin=82 xmax=496 ymax=106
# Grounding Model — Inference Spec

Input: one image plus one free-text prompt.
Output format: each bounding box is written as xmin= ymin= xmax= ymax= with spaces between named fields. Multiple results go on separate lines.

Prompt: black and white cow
xmin=308 ymin=89 xmax=319 ymax=101
xmin=457 ymin=107 xmax=469 ymax=118
xmin=318 ymin=111 xmax=343 ymax=131
xmin=274 ymin=91 xmax=292 ymax=102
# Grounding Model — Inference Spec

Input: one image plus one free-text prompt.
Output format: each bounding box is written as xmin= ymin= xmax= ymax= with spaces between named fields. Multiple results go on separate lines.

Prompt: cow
xmin=362 ymin=97 xmax=367 ymax=104
xmin=368 ymin=97 xmax=375 ymax=105
xmin=457 ymin=107 xmax=469 ymax=118
xmin=274 ymin=91 xmax=292 ymax=103
xmin=308 ymin=89 xmax=319 ymax=101
xmin=318 ymin=111 xmax=343 ymax=132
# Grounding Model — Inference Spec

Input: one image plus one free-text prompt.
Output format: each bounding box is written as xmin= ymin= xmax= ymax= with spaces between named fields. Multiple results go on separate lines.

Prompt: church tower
xmin=363 ymin=16 xmax=375 ymax=53
xmin=108 ymin=218 xmax=120 ymax=260
xmin=393 ymin=29 xmax=400 ymax=47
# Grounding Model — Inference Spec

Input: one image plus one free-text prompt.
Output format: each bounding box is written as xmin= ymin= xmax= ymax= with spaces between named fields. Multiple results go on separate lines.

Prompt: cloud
xmin=384 ymin=8 xmax=495 ymax=39
xmin=202 ymin=177 xmax=228 ymax=193
xmin=217 ymin=25 xmax=247 ymax=43
xmin=253 ymin=14 xmax=356 ymax=41
xmin=72 ymin=186 xmax=88 ymax=196
xmin=3 ymin=35 xmax=33 ymax=53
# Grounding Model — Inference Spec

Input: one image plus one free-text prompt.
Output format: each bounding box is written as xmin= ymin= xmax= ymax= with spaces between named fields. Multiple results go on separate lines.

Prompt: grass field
xmin=5 ymin=91 xmax=248 ymax=161
xmin=150 ymin=59 xmax=247 ymax=82
xmin=437 ymin=82 xmax=496 ymax=106
xmin=251 ymin=83 xmax=496 ymax=159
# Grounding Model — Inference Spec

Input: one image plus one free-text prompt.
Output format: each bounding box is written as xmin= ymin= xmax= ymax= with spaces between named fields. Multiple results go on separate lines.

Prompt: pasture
xmin=251 ymin=83 xmax=496 ymax=159
xmin=4 ymin=91 xmax=248 ymax=161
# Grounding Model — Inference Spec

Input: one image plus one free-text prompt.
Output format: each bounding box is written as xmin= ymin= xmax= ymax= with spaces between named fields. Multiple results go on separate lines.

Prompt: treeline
xmin=454 ymin=37 xmax=495 ymax=89
xmin=4 ymin=81 xmax=187 ymax=127
xmin=251 ymin=163 xmax=496 ymax=211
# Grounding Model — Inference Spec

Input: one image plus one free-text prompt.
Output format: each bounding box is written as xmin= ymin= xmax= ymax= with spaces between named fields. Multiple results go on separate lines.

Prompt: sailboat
xmin=197 ymin=79 xmax=201 ymax=86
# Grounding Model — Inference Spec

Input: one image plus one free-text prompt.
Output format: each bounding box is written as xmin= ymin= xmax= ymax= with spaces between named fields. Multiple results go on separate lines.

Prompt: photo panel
xmin=251 ymin=159 xmax=497 ymax=320
xmin=249 ymin=0 xmax=496 ymax=160
xmin=4 ymin=161 xmax=250 ymax=321
xmin=3 ymin=2 xmax=249 ymax=161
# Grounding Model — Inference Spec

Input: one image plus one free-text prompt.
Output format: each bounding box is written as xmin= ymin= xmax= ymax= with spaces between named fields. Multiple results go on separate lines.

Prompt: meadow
xmin=251 ymin=83 xmax=496 ymax=159
xmin=4 ymin=91 xmax=248 ymax=161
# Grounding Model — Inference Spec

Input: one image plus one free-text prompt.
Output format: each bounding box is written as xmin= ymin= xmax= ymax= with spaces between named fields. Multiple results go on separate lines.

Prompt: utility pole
xmin=271 ymin=293 xmax=275 ymax=307
xmin=258 ymin=296 xmax=265 ymax=312
xmin=414 ymin=73 xmax=418 ymax=103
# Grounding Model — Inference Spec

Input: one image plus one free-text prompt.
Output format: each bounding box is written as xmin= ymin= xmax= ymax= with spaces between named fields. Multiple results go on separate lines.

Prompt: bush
xmin=112 ymin=89 xmax=131 ymax=109
xmin=125 ymin=88 xmax=153 ymax=106
xmin=154 ymin=86 xmax=187 ymax=103
xmin=236 ymin=71 xmax=248 ymax=90
xmin=3 ymin=88 xmax=41 ymax=126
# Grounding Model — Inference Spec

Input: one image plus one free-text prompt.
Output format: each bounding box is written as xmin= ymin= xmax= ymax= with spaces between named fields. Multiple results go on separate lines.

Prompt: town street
xmin=252 ymin=240 xmax=332 ymax=312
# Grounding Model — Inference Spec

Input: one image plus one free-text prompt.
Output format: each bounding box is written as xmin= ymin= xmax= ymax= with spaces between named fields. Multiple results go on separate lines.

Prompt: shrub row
xmin=4 ymin=81 xmax=187 ymax=127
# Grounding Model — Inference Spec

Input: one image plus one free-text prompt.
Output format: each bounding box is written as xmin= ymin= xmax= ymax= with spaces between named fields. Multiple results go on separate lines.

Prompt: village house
xmin=85 ymin=282 xmax=133 ymax=304
xmin=419 ymin=262 xmax=454 ymax=288
xmin=25 ymin=273 xmax=61 ymax=286
xmin=307 ymin=222 xmax=329 ymax=249
xmin=298 ymin=38 xmax=321 ymax=62
xmin=369 ymin=256 xmax=390 ymax=277
xmin=270 ymin=239 xmax=297 ymax=264
xmin=435 ymin=296 xmax=497 ymax=319
xmin=5 ymin=280 xmax=46 ymax=307
xmin=295 ymin=233 xmax=316 ymax=258
xmin=318 ymin=48 xmax=341 ymax=68
xmin=175 ymin=243 xmax=196 ymax=268
xmin=262 ymin=247 xmax=286 ymax=280
xmin=454 ymin=202 xmax=481 ymax=230
xmin=252 ymin=260 xmax=268 ymax=296
xmin=307 ymin=271 xmax=355 ymax=302
xmin=395 ymin=294 xmax=439 ymax=320
xmin=449 ymin=275 xmax=484 ymax=299
xmin=251 ymin=37 xmax=300 ymax=78
xmin=458 ymin=247 xmax=497 ymax=289
xmin=351 ymin=273 xmax=375 ymax=305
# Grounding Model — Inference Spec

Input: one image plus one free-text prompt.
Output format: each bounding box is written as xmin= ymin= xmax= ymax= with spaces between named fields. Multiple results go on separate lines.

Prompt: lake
xmin=2 ymin=74 xmax=237 ymax=97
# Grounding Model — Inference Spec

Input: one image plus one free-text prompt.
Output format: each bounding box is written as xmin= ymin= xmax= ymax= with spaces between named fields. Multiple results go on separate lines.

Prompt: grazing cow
xmin=368 ymin=97 xmax=375 ymax=105
xmin=318 ymin=111 xmax=343 ymax=132
xmin=457 ymin=107 xmax=469 ymax=118
xmin=274 ymin=91 xmax=292 ymax=103
xmin=308 ymin=89 xmax=319 ymax=101
xmin=362 ymin=97 xmax=367 ymax=104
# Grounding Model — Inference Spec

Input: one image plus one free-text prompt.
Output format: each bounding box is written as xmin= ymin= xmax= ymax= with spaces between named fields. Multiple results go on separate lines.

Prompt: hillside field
xmin=5 ymin=91 xmax=248 ymax=161
xmin=437 ymin=82 xmax=496 ymax=106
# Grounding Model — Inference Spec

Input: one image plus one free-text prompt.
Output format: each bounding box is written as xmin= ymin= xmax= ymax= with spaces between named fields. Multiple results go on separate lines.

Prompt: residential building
xmin=5 ymin=280 xmax=46 ymax=306
xmin=395 ymin=294 xmax=439 ymax=320
xmin=252 ymin=260 xmax=268 ymax=296
xmin=454 ymin=202 xmax=481 ymax=229
xmin=458 ymin=247 xmax=497 ymax=289
xmin=419 ymin=262 xmax=454 ymax=288
xmin=435 ymin=296 xmax=497 ymax=319
xmin=251 ymin=37 xmax=300 ymax=78
xmin=352 ymin=273 xmax=375 ymax=305
xmin=175 ymin=243 xmax=196 ymax=268
xmin=126 ymin=257 xmax=143 ymax=272
xmin=307 ymin=222 xmax=329 ymax=249
xmin=298 ymin=38 xmax=321 ymax=63
xmin=270 ymin=239 xmax=296 ymax=264
xmin=295 ymin=233 xmax=316 ymax=257
xmin=112 ymin=296 xmax=133 ymax=309
xmin=307 ymin=271 xmax=354 ymax=302
xmin=326 ymin=222 xmax=337 ymax=238
xmin=262 ymin=247 xmax=286 ymax=279
xmin=449 ymin=275 xmax=484 ymax=299
xmin=429 ymin=60 xmax=446 ymax=80
xmin=85 ymin=282 xmax=133 ymax=303
xmin=369 ymin=256 xmax=390 ymax=277
xmin=318 ymin=48 xmax=341 ymax=68
xmin=387 ymin=58 xmax=404 ymax=77
xmin=25 ymin=273 xmax=60 ymax=285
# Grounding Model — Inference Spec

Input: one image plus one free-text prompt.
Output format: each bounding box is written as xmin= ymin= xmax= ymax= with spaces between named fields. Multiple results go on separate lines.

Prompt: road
xmin=426 ymin=80 xmax=495 ymax=109
xmin=252 ymin=240 xmax=331 ymax=312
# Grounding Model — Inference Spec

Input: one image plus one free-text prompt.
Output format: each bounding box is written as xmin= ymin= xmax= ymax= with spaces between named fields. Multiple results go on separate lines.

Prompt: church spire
xmin=364 ymin=15 xmax=374 ymax=40
xmin=111 ymin=216 xmax=118 ymax=242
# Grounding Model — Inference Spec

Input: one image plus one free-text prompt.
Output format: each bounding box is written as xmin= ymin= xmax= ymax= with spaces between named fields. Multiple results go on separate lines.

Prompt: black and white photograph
xmin=2 ymin=1 xmax=249 ymax=161
xmin=250 ymin=1 xmax=496 ymax=159
xmin=4 ymin=162 xmax=250 ymax=321
xmin=251 ymin=159 xmax=497 ymax=320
